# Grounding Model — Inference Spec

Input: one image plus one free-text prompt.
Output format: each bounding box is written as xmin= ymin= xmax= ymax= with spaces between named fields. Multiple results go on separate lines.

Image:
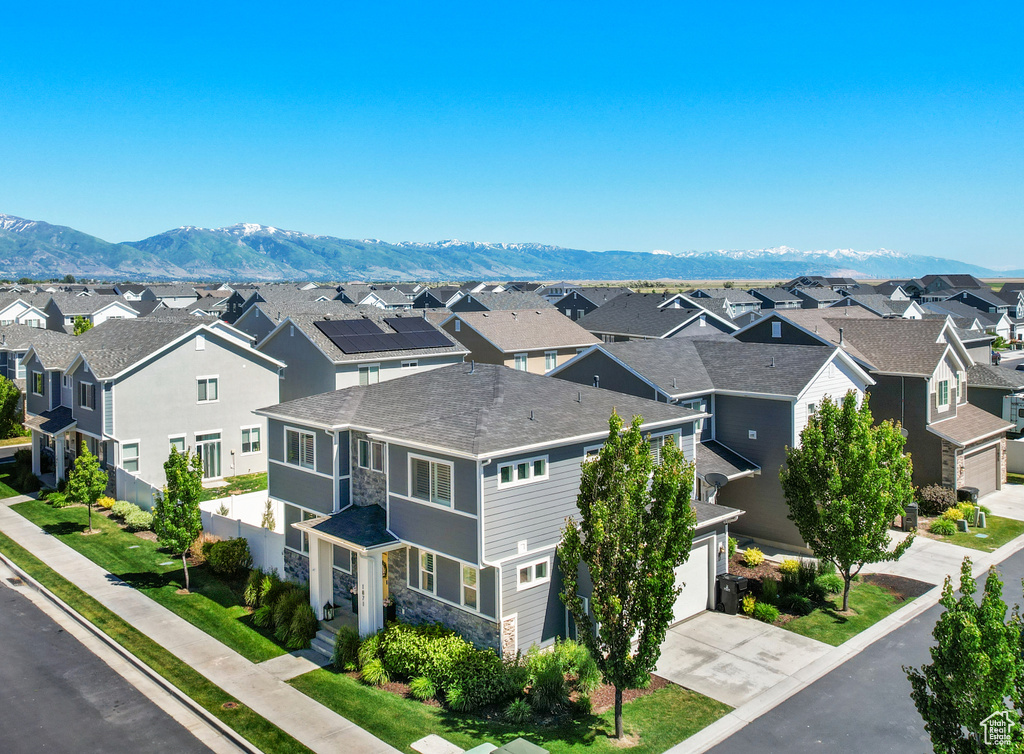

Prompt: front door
xmin=196 ymin=432 xmax=222 ymax=479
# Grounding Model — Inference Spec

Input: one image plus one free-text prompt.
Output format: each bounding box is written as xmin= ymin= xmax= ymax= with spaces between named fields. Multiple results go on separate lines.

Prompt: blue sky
xmin=1 ymin=1 xmax=1021 ymax=267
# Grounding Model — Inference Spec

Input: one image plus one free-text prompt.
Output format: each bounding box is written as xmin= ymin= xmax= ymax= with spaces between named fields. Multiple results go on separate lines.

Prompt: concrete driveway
xmin=656 ymin=611 xmax=830 ymax=708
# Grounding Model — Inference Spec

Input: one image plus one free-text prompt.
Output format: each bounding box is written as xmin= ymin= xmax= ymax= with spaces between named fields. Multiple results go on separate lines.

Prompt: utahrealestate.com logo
xmin=981 ymin=709 xmax=1017 ymax=747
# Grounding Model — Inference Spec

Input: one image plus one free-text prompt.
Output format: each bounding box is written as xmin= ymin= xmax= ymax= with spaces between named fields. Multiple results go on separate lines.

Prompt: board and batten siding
xmin=929 ymin=351 xmax=962 ymax=422
xmin=793 ymin=357 xmax=865 ymax=439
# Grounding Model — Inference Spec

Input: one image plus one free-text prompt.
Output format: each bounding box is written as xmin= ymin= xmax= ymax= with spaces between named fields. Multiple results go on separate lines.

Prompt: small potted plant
xmin=350 ymin=586 xmax=358 ymax=615
xmin=383 ymin=596 xmax=397 ymax=624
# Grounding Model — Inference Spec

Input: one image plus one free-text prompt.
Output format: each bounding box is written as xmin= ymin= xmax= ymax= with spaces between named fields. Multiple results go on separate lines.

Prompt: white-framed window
xmin=357 ymin=438 xmax=370 ymax=469
xmin=358 ymin=364 xmax=380 ymax=386
xmin=517 ymin=557 xmax=551 ymax=591
xmin=699 ymin=314 xmax=706 ymax=327
xmin=197 ymin=376 xmax=219 ymax=403
xmin=514 ymin=353 xmax=528 ymax=371
xmin=567 ymin=594 xmax=590 ymax=641
xmin=14 ymin=355 xmax=25 ymax=380
xmin=333 ymin=546 xmax=357 ymax=575
xmin=241 ymin=426 xmax=261 ymax=454
xmin=497 ymin=455 xmax=549 ymax=488
xmin=544 ymin=351 xmax=557 ymax=371
xmin=454 ymin=319 xmax=461 ymax=332
xmin=420 ymin=550 xmax=436 ymax=594
xmin=285 ymin=427 xmax=315 ymax=470
xmin=937 ymin=379 xmax=950 ymax=408
xmin=31 ymin=371 xmax=43 ymax=396
xmin=956 ymin=372 xmax=963 ymax=402
xmin=648 ymin=431 xmax=680 ymax=465
xmin=79 ymin=382 xmax=96 ymax=410
xmin=371 ymin=441 xmax=385 ymax=472
xmin=462 ymin=565 xmax=478 ymax=609
xmin=410 ymin=455 xmax=453 ymax=507
xmin=401 ymin=360 xmax=418 ymax=369
xmin=679 ymin=399 xmax=705 ymax=431
xmin=284 ymin=506 xmax=320 ymax=554
xmin=122 ymin=442 xmax=140 ymax=473
xmin=771 ymin=321 xmax=782 ymax=338
xmin=169 ymin=435 xmax=186 ymax=454
xmin=808 ymin=402 xmax=817 ymax=416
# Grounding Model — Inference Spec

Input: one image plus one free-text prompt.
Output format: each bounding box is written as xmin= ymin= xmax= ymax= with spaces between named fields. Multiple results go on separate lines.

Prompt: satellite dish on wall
xmin=900 ymin=427 xmax=909 ymax=438
xmin=704 ymin=472 xmax=729 ymax=490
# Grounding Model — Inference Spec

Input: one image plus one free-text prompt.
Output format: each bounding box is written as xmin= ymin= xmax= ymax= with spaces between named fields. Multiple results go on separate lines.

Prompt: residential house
xmin=255 ymin=363 xmax=736 ymax=647
xmin=686 ymin=289 xmax=761 ymax=318
xmin=412 ymin=289 xmax=450 ymax=309
xmin=553 ymin=287 xmax=632 ymax=321
xmin=576 ymin=292 xmax=737 ymax=343
xmin=735 ymin=311 xmax=1013 ymax=496
xmin=922 ymin=300 xmax=1011 ymax=341
xmin=233 ymin=300 xmax=353 ymax=346
xmin=258 ymin=310 xmax=468 ymax=403
xmin=0 ymin=325 xmax=74 ymax=408
xmin=449 ymin=291 xmax=554 ymax=313
xmin=783 ymin=276 xmax=861 ymax=291
xmin=831 ymin=294 xmax=925 ymax=319
xmin=44 ymin=293 xmax=140 ymax=332
xmin=143 ymin=285 xmax=201 ymax=309
xmin=793 ymin=287 xmax=842 ymax=309
xmin=550 ymin=338 xmax=872 ymax=550
xmin=965 ymin=365 xmax=1024 ymax=438
xmin=441 ymin=310 xmax=599 ymax=375
xmin=0 ymin=293 xmax=49 ymax=328
xmin=358 ymin=289 xmax=415 ymax=311
xmin=920 ymin=274 xmax=988 ymax=298
xmin=944 ymin=288 xmax=1015 ymax=318
xmin=23 ymin=319 xmax=283 ymax=498
xmin=748 ymin=288 xmax=802 ymax=310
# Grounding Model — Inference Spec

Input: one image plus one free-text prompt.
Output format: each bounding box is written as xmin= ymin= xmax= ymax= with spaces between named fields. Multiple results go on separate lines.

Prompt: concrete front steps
xmin=310 ymin=623 xmax=338 ymax=661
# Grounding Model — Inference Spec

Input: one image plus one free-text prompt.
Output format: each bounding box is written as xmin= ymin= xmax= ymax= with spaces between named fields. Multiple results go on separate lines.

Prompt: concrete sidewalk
xmin=0 ymin=504 xmax=398 ymax=754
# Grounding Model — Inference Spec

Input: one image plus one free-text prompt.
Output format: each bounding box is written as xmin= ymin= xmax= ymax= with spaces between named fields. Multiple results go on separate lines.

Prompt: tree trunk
xmin=842 ymin=573 xmax=851 ymax=612
xmin=614 ymin=686 xmax=623 ymax=739
xmin=182 ymin=553 xmax=190 ymax=592
xmin=87 ymin=502 xmax=92 ymax=532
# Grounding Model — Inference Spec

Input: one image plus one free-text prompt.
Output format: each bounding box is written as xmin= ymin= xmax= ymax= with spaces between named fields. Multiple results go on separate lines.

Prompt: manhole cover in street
xmin=6 ymin=577 xmax=24 ymax=586
xmin=221 ymin=702 xmax=238 ymax=710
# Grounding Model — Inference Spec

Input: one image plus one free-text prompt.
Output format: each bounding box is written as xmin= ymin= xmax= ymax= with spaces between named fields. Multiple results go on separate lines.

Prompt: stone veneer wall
xmin=350 ymin=430 xmax=387 ymax=507
xmin=332 ymin=565 xmax=357 ymax=605
xmin=388 ymin=547 xmax=499 ymax=652
xmin=1001 ymin=437 xmax=1009 ymax=485
xmin=284 ymin=549 xmax=309 ymax=584
xmin=941 ymin=439 xmax=959 ymax=489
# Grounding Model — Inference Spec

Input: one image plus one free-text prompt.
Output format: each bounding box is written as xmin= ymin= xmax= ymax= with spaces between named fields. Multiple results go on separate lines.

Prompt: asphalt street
xmin=0 ymin=580 xmax=213 ymax=754
xmin=708 ymin=547 xmax=1024 ymax=753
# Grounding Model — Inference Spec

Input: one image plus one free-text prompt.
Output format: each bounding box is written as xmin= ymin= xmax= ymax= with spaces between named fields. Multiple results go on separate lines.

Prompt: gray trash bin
xmin=903 ymin=502 xmax=918 ymax=532
xmin=717 ymin=574 xmax=748 ymax=615
xmin=958 ymin=486 xmax=980 ymax=504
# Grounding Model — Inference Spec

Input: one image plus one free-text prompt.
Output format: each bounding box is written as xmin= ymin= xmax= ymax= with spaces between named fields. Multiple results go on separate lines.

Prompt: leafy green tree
xmin=153 ymin=447 xmax=204 ymax=592
xmin=66 ymin=442 xmax=108 ymax=533
xmin=905 ymin=558 xmax=1023 ymax=753
xmin=63 ymin=274 xmax=76 ymax=284
xmin=0 ymin=375 xmax=24 ymax=439
xmin=72 ymin=316 xmax=93 ymax=336
xmin=780 ymin=391 xmax=915 ymax=610
xmin=260 ymin=499 xmax=276 ymax=530
xmin=559 ymin=411 xmax=697 ymax=739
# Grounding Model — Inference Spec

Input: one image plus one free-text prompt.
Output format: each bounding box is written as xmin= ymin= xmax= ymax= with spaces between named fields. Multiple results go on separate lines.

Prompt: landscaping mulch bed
xmin=728 ymin=552 xmax=782 ymax=590
xmin=862 ymin=573 xmax=932 ymax=602
xmin=589 ymin=674 xmax=668 ymax=714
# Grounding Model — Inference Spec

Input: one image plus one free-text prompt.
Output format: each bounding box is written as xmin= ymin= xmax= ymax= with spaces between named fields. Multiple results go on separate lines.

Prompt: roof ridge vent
xmin=769 ymin=356 xmax=775 ymax=368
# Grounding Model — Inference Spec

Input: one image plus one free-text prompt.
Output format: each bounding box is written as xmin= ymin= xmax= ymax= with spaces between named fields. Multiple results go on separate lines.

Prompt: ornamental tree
xmin=153 ymin=447 xmax=204 ymax=592
xmin=559 ymin=411 xmax=696 ymax=739
xmin=780 ymin=391 xmax=914 ymax=611
xmin=65 ymin=441 xmax=108 ymax=533
xmin=72 ymin=316 xmax=93 ymax=335
xmin=905 ymin=558 xmax=1023 ymax=753
xmin=0 ymin=375 xmax=23 ymax=439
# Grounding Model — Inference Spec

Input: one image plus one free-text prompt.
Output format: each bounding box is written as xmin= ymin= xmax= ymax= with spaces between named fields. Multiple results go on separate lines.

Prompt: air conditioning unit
xmin=1003 ymin=393 xmax=1024 ymax=434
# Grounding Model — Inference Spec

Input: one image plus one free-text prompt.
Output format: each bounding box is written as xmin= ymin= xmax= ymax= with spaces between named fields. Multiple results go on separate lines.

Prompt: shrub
xmin=980 ymin=505 xmax=992 ymax=516
xmin=251 ymin=605 xmax=274 ymax=628
xmin=753 ymin=602 xmax=780 ymax=623
xmin=190 ymin=531 xmax=220 ymax=566
xmin=760 ymin=577 xmax=779 ymax=605
xmin=332 ymin=626 xmax=361 ymax=671
xmin=778 ymin=593 xmax=813 ymax=616
xmin=930 ymin=518 xmax=957 ymax=536
xmin=528 ymin=654 xmax=569 ymax=714
xmin=358 ymin=631 xmax=383 ymax=669
xmin=504 ymin=698 xmax=533 ymax=724
xmin=124 ymin=509 xmax=153 ymax=532
xmin=111 ymin=500 xmax=139 ymax=519
xmin=448 ymin=647 xmax=514 ymax=710
xmin=361 ymin=658 xmax=390 ymax=687
xmin=243 ymin=569 xmax=264 ymax=608
xmin=742 ymin=594 xmax=756 ymax=615
xmin=409 ymin=675 xmax=437 ymax=701
xmin=816 ymin=559 xmax=837 ymax=576
xmin=958 ymin=503 xmax=975 ymax=522
xmin=379 ymin=622 xmax=470 ymax=683
xmin=445 ymin=684 xmax=472 ymax=712
xmin=728 ymin=536 xmax=737 ymax=559
xmin=815 ymin=573 xmax=844 ymax=594
xmin=206 ymin=538 xmax=253 ymax=578
xmin=779 ymin=558 xmax=800 ymax=575
xmin=797 ymin=559 xmax=819 ymax=589
xmin=743 ymin=547 xmax=764 ymax=567
xmin=46 ymin=491 xmax=72 ymax=508
xmin=96 ymin=496 xmax=115 ymax=510
xmin=571 ymin=694 xmax=593 ymax=717
xmin=273 ymin=587 xmax=307 ymax=641
xmin=941 ymin=507 xmax=965 ymax=522
xmin=780 ymin=572 xmax=800 ymax=596
xmin=918 ymin=484 xmax=956 ymax=516
xmin=286 ymin=602 xmax=318 ymax=650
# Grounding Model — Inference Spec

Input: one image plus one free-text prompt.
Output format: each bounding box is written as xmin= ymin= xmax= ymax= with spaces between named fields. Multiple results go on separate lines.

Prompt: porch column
xmin=30 ymin=430 xmax=41 ymax=476
xmin=55 ymin=433 xmax=65 ymax=482
xmin=356 ymin=550 xmax=384 ymax=637
xmin=308 ymin=536 xmax=334 ymax=621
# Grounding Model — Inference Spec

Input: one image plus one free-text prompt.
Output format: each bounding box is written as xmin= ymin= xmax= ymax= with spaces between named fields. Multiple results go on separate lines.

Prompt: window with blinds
xmin=410 ymin=456 xmax=452 ymax=507
xmin=648 ymin=433 xmax=679 ymax=465
xmin=286 ymin=428 xmax=315 ymax=470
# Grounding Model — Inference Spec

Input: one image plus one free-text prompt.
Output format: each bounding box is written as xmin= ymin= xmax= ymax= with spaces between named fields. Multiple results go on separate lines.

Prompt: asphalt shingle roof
xmin=72 ymin=319 xmax=206 ymax=378
xmin=458 ymin=291 xmax=554 ymax=311
xmin=577 ymin=293 xmax=713 ymax=338
xmin=749 ymin=288 xmax=801 ymax=303
xmin=823 ymin=318 xmax=951 ymax=376
xmin=967 ymin=364 xmax=1024 ymax=390
xmin=258 ymin=363 xmax=702 ymax=457
xmin=696 ymin=441 xmax=759 ymax=481
xmin=0 ymin=324 xmax=73 ymax=351
xmin=308 ymin=505 xmax=398 ymax=549
xmin=453 ymin=310 xmax=599 ymax=352
xmin=47 ymin=293 xmax=135 ymax=316
xmin=927 ymin=403 xmax=1013 ymax=446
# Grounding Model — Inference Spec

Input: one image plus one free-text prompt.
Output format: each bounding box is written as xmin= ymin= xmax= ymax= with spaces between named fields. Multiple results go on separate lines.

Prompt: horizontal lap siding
xmin=389 ymin=496 xmax=478 ymax=563
xmin=794 ymin=359 xmax=864 ymax=437
xmin=388 ymin=444 xmax=477 ymax=516
xmin=501 ymin=550 xmax=565 ymax=650
xmin=269 ymin=463 xmax=334 ymax=514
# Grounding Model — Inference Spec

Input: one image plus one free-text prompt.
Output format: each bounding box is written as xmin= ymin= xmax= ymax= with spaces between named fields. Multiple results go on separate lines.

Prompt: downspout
xmin=478 ymin=457 xmax=502 ymax=633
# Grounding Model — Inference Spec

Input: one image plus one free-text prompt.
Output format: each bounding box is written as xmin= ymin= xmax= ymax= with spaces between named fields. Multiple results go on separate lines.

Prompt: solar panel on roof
xmin=384 ymin=317 xmax=435 ymax=333
xmin=314 ymin=317 xmax=452 ymax=354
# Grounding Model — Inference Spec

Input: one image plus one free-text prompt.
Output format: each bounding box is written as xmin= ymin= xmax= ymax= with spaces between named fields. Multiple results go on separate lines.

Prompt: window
xmin=808 ymin=403 xmax=817 ymax=416
xmin=195 ymin=334 xmax=205 ymax=351
xmin=241 ymin=426 xmax=261 ymax=454
xmin=937 ymin=379 xmax=950 ymax=408
xmin=462 ymin=565 xmax=478 ymax=609
xmin=284 ymin=505 xmax=319 ymax=553
xmin=497 ymin=455 xmax=549 ymax=488
xmin=122 ymin=442 xmax=139 ymax=473
xmin=544 ymin=351 xmax=557 ymax=371
xmin=956 ymin=373 xmax=962 ymax=402
xmin=420 ymin=551 xmax=435 ymax=594
xmin=680 ymin=399 xmax=705 ymax=431
xmin=197 ymin=377 xmax=218 ymax=402
xmin=518 ymin=558 xmax=551 ymax=590
xmin=513 ymin=353 xmax=528 ymax=371
xmin=593 ymin=375 xmax=600 ymax=388
xmin=771 ymin=321 xmax=782 ymax=338
xmin=79 ymin=382 xmax=95 ymax=410
xmin=410 ymin=456 xmax=452 ymax=507
xmin=371 ymin=441 xmax=385 ymax=472
xmin=699 ymin=314 xmax=706 ymax=327
xmin=648 ymin=433 xmax=679 ymax=464
xmin=358 ymin=364 xmax=379 ymax=385
xmin=14 ymin=355 xmax=25 ymax=380
xmin=169 ymin=435 xmax=185 ymax=454
xmin=454 ymin=320 xmax=461 ymax=332
xmin=31 ymin=371 xmax=43 ymax=395
xmin=286 ymin=428 xmax=315 ymax=470
xmin=401 ymin=360 xmax=418 ymax=369
xmin=357 ymin=439 xmax=370 ymax=469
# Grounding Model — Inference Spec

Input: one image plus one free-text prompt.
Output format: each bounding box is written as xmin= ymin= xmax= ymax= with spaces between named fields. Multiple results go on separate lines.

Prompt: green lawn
xmin=782 ymin=582 xmax=907 ymax=646
xmin=10 ymin=499 xmax=286 ymax=662
xmin=931 ymin=515 xmax=1024 ymax=553
xmin=0 ymin=531 xmax=314 ymax=754
xmin=0 ymin=466 xmax=22 ymax=499
xmin=200 ymin=472 xmax=268 ymax=502
xmin=0 ymin=436 xmax=31 ymax=447
xmin=1008 ymin=473 xmax=1024 ymax=485
xmin=289 ymin=668 xmax=731 ymax=754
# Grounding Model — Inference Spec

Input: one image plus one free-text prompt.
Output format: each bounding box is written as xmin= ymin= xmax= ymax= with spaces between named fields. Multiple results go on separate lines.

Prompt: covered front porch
xmin=25 ymin=407 xmax=77 ymax=483
xmin=294 ymin=504 xmax=403 ymax=637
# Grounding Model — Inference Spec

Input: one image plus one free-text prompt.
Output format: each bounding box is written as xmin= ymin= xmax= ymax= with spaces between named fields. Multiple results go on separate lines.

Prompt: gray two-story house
xmin=256 ymin=363 xmax=740 ymax=652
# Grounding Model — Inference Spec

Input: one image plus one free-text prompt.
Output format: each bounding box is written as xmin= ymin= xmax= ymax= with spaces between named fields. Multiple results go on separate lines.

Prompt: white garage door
xmin=964 ymin=445 xmax=999 ymax=497
xmin=672 ymin=538 xmax=712 ymax=625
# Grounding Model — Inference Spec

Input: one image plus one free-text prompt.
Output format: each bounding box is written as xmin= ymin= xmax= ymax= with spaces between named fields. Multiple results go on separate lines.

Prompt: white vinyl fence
xmin=200 ymin=491 xmax=284 ymax=576
xmin=115 ymin=467 xmax=160 ymax=510
xmin=1008 ymin=438 xmax=1024 ymax=475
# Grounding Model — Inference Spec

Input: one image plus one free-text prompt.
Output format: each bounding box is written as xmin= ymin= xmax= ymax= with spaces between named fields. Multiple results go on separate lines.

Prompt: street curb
xmin=0 ymin=549 xmax=262 ymax=754
xmin=673 ymin=528 xmax=1024 ymax=753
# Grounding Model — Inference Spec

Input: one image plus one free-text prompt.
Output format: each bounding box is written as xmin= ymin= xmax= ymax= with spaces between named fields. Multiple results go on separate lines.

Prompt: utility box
xmin=717 ymin=574 xmax=748 ymax=615
xmin=903 ymin=502 xmax=918 ymax=532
